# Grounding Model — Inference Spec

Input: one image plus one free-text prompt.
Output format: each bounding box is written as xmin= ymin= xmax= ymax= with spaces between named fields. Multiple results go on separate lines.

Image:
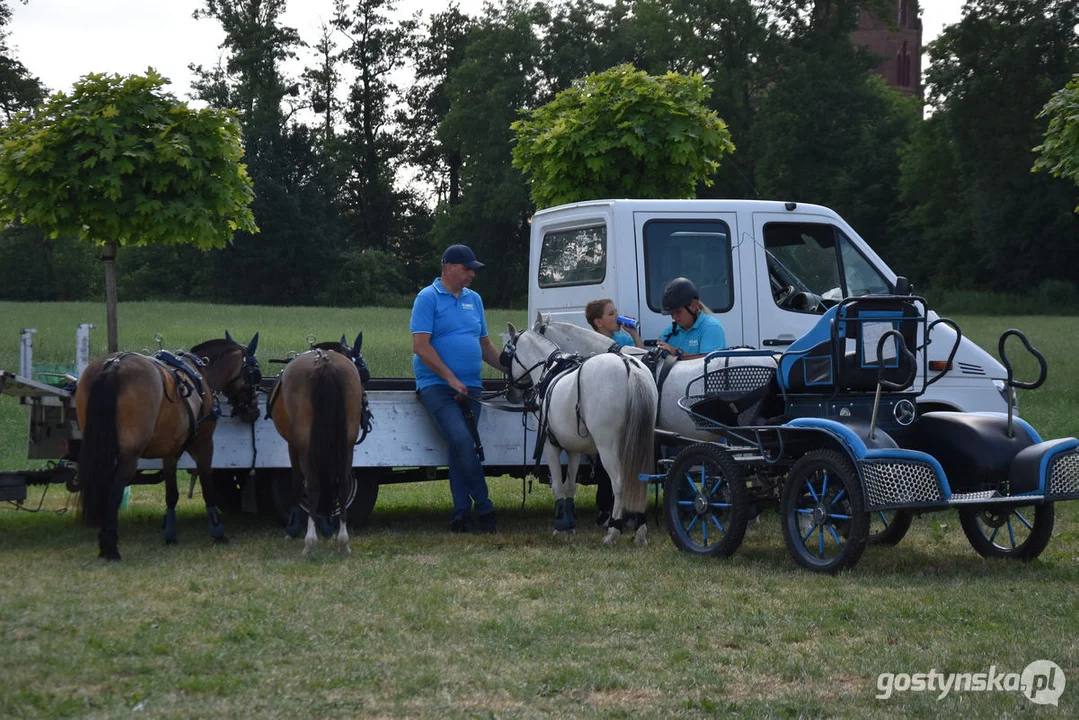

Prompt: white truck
xmin=528 ymin=198 xmax=1011 ymax=414
xmin=0 ymin=198 xmax=1011 ymax=522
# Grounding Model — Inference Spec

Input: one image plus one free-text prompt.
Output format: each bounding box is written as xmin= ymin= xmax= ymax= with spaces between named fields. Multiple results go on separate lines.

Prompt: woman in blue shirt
xmin=585 ymin=298 xmax=643 ymax=348
xmin=656 ymin=277 xmax=727 ymax=359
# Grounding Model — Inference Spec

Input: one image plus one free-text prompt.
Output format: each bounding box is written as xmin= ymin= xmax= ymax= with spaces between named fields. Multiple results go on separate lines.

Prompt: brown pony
xmin=75 ymin=333 xmax=260 ymax=560
xmin=267 ymin=333 xmax=370 ymax=555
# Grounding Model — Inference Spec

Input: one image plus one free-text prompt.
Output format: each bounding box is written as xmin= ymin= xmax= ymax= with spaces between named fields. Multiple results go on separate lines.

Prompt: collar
xmin=432 ymin=278 xmax=470 ymax=298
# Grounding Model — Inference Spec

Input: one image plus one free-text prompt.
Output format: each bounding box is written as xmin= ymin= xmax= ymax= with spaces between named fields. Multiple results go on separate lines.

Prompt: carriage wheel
xmin=958 ymin=503 xmax=1054 ymax=561
xmin=781 ymin=450 xmax=869 ymax=574
xmin=663 ymin=444 xmax=749 ymax=558
xmin=868 ymin=509 xmax=914 ymax=546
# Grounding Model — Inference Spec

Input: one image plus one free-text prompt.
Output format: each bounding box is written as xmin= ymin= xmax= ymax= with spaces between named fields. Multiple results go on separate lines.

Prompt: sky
xmin=8 ymin=0 xmax=966 ymax=100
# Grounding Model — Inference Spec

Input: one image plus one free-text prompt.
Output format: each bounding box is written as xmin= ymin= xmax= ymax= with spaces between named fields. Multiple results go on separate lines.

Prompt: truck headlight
xmin=993 ymin=380 xmax=1018 ymax=410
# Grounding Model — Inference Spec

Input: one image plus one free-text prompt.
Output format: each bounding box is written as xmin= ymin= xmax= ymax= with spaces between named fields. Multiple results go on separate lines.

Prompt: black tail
xmin=309 ymin=365 xmax=350 ymax=518
xmin=77 ymin=371 xmax=120 ymax=528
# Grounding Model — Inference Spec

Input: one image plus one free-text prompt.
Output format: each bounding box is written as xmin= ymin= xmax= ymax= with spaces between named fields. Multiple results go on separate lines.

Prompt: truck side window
xmin=763 ymin=222 xmax=843 ymax=314
xmin=538 ymin=224 xmax=607 ymax=287
xmin=643 ymin=219 xmax=733 ymax=313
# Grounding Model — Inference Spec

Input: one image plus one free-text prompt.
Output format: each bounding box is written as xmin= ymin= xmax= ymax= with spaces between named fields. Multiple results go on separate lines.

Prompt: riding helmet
xmin=661 ymin=277 xmax=699 ymax=315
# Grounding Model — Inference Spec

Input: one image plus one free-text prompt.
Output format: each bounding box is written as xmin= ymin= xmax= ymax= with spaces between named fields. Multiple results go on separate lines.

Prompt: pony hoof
xmin=213 ymin=534 xmax=229 ymax=544
xmin=340 ymin=544 xmax=352 ymax=554
xmin=634 ymin=526 xmax=649 ymax=547
xmin=164 ymin=536 xmax=178 ymax=546
xmin=603 ymin=529 xmax=621 ymax=546
xmin=301 ymin=545 xmax=316 ymax=556
xmin=98 ymin=550 xmax=121 ymax=561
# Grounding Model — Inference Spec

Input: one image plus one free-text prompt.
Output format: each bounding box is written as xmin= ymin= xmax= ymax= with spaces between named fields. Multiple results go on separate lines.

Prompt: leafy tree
xmin=0 ymin=0 xmax=43 ymax=120
xmin=0 ymin=71 xmax=257 ymax=350
xmin=511 ymin=64 xmax=735 ymax=209
xmin=1034 ymin=75 xmax=1079 ymax=210
xmin=901 ymin=0 xmax=1079 ymax=294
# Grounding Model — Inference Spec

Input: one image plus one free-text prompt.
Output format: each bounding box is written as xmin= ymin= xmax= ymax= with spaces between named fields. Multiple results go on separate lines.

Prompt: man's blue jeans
xmin=417 ymin=384 xmax=492 ymax=522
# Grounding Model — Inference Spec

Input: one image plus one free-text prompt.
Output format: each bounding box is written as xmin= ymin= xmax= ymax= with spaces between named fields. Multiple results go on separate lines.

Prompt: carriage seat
xmin=683 ymin=353 xmax=783 ymax=427
xmin=903 ymin=412 xmax=1039 ymax=494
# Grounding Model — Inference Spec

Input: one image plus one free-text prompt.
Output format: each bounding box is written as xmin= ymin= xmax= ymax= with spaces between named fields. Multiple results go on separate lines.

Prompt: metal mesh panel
xmin=704 ymin=365 xmax=775 ymax=395
xmin=1049 ymin=450 xmax=1079 ymax=498
xmin=861 ymin=460 xmax=942 ymax=508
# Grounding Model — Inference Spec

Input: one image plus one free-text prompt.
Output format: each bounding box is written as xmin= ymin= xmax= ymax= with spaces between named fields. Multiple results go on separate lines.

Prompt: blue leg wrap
xmin=163 ymin=508 xmax=178 ymax=545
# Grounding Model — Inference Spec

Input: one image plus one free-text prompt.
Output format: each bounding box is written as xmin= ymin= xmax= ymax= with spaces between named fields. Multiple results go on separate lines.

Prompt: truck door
xmin=751 ymin=213 xmax=893 ymax=348
xmin=633 ymin=212 xmax=743 ymax=345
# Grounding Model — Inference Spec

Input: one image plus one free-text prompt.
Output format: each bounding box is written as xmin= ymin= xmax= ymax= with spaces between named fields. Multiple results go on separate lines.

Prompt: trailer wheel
xmin=958 ymin=503 xmax=1054 ymax=561
xmin=345 ymin=470 xmax=379 ymax=527
xmin=868 ymin=509 xmax=913 ymax=546
xmin=663 ymin=444 xmax=749 ymax=558
xmin=781 ymin=450 xmax=869 ymax=574
xmin=259 ymin=469 xmax=378 ymax=528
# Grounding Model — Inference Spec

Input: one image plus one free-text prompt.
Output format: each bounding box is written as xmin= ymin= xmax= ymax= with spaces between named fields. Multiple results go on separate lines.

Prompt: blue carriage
xmin=660 ymin=295 xmax=1079 ymax=573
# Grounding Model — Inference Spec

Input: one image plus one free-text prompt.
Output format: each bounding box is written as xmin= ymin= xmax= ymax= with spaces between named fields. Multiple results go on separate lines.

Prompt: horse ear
xmin=247 ymin=332 xmax=259 ymax=354
xmin=225 ymin=329 xmax=234 ymax=343
xmin=507 ymin=322 xmax=518 ymax=338
xmin=353 ymin=332 xmax=363 ymax=352
xmin=340 ymin=334 xmax=347 ymax=347
xmin=533 ymin=311 xmax=543 ymax=329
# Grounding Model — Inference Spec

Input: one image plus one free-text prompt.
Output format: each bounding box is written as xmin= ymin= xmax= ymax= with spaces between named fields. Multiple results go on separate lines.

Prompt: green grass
xmin=2 ymin=302 xmax=1079 ymax=717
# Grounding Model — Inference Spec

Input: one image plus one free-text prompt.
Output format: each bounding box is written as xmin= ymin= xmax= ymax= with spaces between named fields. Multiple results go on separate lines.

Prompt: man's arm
xmin=413 ymin=333 xmax=468 ymax=395
xmin=480 ymin=335 xmax=507 ymax=373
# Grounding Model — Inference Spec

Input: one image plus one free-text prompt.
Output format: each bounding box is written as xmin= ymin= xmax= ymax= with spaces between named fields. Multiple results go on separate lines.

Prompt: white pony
xmin=533 ymin=315 xmax=761 ymax=441
xmin=505 ymin=322 xmax=658 ymax=546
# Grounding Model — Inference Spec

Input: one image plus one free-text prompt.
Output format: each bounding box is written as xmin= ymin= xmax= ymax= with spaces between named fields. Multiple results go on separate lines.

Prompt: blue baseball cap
xmin=441 ymin=244 xmax=484 ymax=269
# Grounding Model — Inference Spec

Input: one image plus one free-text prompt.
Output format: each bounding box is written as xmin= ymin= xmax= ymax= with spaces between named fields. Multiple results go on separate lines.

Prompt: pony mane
xmin=190 ymin=338 xmax=242 ymax=363
xmin=312 ymin=341 xmax=349 ymax=354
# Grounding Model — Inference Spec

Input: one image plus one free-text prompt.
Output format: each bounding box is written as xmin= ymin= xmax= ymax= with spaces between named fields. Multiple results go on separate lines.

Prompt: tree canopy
xmin=0 ymin=70 xmax=257 ymax=247
xmin=1034 ymin=74 xmax=1079 ymax=210
xmin=511 ymin=64 xmax=735 ymax=209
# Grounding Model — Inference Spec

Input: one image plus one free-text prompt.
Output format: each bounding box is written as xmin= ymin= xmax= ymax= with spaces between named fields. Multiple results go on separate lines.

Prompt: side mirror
xmin=894 ymin=276 xmax=912 ymax=296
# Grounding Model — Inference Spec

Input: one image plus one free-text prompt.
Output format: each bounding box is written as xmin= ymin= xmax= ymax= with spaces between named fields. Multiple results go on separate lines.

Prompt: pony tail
xmin=619 ymin=360 xmax=657 ymax=514
xmin=310 ymin=364 xmax=350 ymax=518
xmin=77 ymin=371 xmax=120 ymax=528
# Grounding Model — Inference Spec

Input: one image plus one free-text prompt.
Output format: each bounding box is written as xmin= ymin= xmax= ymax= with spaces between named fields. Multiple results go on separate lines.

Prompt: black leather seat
xmin=905 ymin=412 xmax=1037 ymax=494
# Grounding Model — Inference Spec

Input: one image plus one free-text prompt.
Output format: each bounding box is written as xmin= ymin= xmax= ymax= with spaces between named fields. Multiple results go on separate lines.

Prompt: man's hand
xmin=449 ymin=377 xmax=469 ymax=397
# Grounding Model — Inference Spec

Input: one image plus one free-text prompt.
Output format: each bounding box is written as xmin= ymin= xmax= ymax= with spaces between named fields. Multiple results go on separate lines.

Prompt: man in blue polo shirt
xmin=656 ymin=277 xmax=727 ymax=359
xmin=411 ymin=244 xmax=507 ymax=534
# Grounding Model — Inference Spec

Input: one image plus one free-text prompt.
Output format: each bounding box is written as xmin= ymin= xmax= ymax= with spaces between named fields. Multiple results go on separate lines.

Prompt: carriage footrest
xmin=947 ymin=493 xmax=1045 ymax=505
xmin=948 ymin=490 xmax=999 ymax=503
xmin=638 ymin=473 xmax=665 ymax=484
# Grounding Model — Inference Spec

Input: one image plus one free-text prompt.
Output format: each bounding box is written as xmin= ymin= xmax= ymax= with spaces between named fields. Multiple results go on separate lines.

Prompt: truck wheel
xmin=345 ymin=470 xmax=379 ymax=527
xmin=868 ymin=509 xmax=913 ymax=546
xmin=258 ymin=469 xmax=293 ymax=527
xmin=663 ymin=444 xmax=749 ymax=558
xmin=958 ymin=503 xmax=1054 ymax=560
xmin=781 ymin=450 xmax=869 ymax=574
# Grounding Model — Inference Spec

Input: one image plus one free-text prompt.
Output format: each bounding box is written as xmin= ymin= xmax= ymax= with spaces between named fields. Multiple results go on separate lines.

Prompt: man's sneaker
xmin=449 ymin=516 xmax=473 ymax=533
xmin=476 ymin=511 xmax=497 ymax=535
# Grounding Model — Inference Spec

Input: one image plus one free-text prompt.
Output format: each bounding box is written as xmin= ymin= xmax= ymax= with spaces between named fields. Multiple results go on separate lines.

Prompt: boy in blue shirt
xmin=411 ymin=244 xmax=507 ymax=533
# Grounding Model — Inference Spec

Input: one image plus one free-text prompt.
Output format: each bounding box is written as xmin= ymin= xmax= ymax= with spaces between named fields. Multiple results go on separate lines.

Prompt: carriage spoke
xmin=989 ymin=524 xmax=1001 ymax=544
xmin=709 ymin=514 xmax=726 ymax=535
xmin=806 ymin=475 xmax=821 ymax=502
xmin=1007 ymin=519 xmax=1017 ymax=548
xmin=796 ymin=508 xmax=815 ymax=515
xmin=686 ymin=515 xmax=699 ymax=533
xmin=820 ymin=471 xmax=829 ymax=497
xmin=802 ymin=524 xmax=817 ymax=543
xmin=701 ymin=519 xmax=708 ymax=545
xmin=682 ymin=473 xmax=700 ymax=495
xmin=709 ymin=502 xmax=731 ymax=509
xmin=832 ymin=488 xmax=846 ymax=503
xmin=829 ymin=513 xmax=852 ymax=521
xmin=876 ymin=510 xmax=889 ymax=527
xmin=826 ymin=524 xmax=844 ymax=547
xmin=1014 ymin=510 xmax=1033 ymax=531
xmin=709 ymin=476 xmax=725 ymax=495
xmin=818 ymin=525 xmax=826 ymax=557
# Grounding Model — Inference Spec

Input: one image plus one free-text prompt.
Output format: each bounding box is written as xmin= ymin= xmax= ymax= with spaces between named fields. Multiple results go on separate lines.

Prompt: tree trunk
xmin=103 ymin=240 xmax=119 ymax=353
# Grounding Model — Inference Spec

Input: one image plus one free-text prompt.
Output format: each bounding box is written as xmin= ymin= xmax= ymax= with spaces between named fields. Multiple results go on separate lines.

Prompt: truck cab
xmin=527 ymin=198 xmax=1010 ymax=414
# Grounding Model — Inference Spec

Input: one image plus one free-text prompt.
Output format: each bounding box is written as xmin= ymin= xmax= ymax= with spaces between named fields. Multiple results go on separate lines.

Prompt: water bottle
xmin=616 ymin=315 xmax=639 ymax=330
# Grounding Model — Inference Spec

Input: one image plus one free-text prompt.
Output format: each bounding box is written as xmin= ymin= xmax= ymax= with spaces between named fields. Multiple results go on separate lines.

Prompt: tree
xmin=0 ymin=71 xmax=257 ymax=351
xmin=1034 ymin=75 xmax=1079 ymax=210
xmin=511 ymin=64 xmax=735 ymax=209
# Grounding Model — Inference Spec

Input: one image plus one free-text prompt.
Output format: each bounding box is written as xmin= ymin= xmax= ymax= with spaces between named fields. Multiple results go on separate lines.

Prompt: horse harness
xmin=101 ymin=351 xmax=216 ymax=453
xmin=263 ymin=348 xmax=374 ymax=445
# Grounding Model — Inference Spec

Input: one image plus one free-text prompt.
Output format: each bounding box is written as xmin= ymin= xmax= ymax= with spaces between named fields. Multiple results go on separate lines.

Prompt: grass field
xmin=2 ymin=302 xmax=1078 ymax=718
